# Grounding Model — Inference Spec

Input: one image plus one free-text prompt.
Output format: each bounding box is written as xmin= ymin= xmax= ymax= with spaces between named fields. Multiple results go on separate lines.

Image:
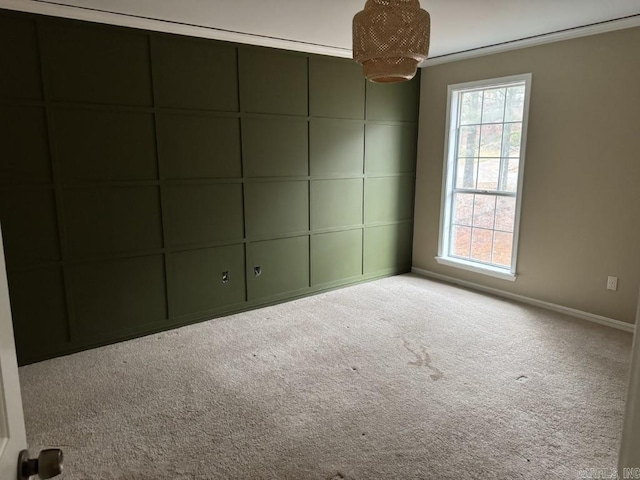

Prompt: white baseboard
xmin=411 ymin=267 xmax=635 ymax=333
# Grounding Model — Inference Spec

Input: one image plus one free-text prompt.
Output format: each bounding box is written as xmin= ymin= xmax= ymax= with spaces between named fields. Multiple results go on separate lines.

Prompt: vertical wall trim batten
xmin=237 ymin=46 xmax=250 ymax=302
xmin=361 ymin=77 xmax=368 ymax=275
xmin=147 ymin=33 xmax=172 ymax=320
xmin=34 ymin=17 xmax=77 ymax=344
xmin=307 ymin=56 xmax=313 ymax=287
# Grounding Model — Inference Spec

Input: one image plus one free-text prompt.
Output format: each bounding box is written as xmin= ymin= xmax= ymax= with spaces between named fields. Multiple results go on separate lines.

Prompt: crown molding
xmin=422 ymin=14 xmax=640 ymax=67
xmin=0 ymin=0 xmax=354 ymax=58
xmin=2 ymin=1 xmax=639 ymax=67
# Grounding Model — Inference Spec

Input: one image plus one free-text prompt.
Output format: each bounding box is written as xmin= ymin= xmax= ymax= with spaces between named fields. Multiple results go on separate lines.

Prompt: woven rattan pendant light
xmin=353 ymin=0 xmax=430 ymax=83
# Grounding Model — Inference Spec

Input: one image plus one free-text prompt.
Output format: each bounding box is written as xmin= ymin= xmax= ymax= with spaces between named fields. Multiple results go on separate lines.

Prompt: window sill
xmin=435 ymin=256 xmax=517 ymax=282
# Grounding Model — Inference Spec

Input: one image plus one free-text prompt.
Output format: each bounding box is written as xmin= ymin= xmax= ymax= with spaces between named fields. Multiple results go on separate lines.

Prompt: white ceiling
xmin=3 ymin=0 xmax=640 ymax=63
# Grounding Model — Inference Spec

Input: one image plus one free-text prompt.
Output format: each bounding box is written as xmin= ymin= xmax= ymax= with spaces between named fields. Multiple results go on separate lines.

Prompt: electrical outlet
xmin=607 ymin=276 xmax=618 ymax=291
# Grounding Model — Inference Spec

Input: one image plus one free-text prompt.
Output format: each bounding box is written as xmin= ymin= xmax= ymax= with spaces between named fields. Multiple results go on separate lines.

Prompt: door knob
xmin=18 ymin=448 xmax=63 ymax=480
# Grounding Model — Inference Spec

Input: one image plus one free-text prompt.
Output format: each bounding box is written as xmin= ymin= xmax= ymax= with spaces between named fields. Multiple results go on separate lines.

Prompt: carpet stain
xmin=517 ymin=375 xmax=529 ymax=383
xmin=328 ymin=472 xmax=354 ymax=480
xmin=517 ymin=452 xmax=531 ymax=462
xmin=403 ymin=340 xmax=443 ymax=380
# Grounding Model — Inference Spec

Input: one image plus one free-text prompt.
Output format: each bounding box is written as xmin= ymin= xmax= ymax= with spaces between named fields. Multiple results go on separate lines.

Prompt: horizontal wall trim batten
xmin=3 ymin=219 xmax=416 ymax=270
xmin=0 ymin=99 xmax=416 ymax=127
xmin=61 ymin=180 xmax=161 ymax=189
xmin=0 ymin=97 xmax=45 ymax=107
xmin=422 ymin=15 xmax=640 ymax=66
xmin=0 ymin=0 xmax=353 ymax=59
xmin=411 ymin=267 xmax=635 ymax=333
xmin=50 ymin=174 xmax=417 ymax=187
xmin=0 ymin=182 xmax=54 ymax=189
xmin=5 ymin=261 xmax=63 ymax=274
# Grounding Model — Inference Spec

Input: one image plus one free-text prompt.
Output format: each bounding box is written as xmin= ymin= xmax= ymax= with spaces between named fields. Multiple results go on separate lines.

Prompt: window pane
xmin=470 ymin=228 xmax=493 ymax=262
xmin=500 ymin=158 xmax=519 ymax=193
xmin=460 ymin=91 xmax=483 ymax=125
xmin=502 ymin=123 xmax=522 ymax=157
xmin=495 ymin=196 xmax=516 ymax=232
xmin=455 ymin=158 xmax=477 ymax=189
xmin=481 ymin=88 xmax=505 ymax=124
xmin=479 ymin=124 xmax=503 ymax=157
xmin=453 ymin=193 xmax=473 ymax=225
xmin=451 ymin=225 xmax=471 ymax=258
xmin=472 ymin=194 xmax=496 ymax=229
xmin=505 ymin=85 xmax=525 ymax=122
xmin=458 ymin=126 xmax=480 ymax=157
xmin=477 ymin=158 xmax=500 ymax=191
xmin=492 ymin=231 xmax=513 ymax=267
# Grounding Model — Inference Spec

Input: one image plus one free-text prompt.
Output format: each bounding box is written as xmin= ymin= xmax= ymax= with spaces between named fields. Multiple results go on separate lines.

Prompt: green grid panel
xmin=239 ymin=48 xmax=308 ymax=116
xmin=366 ymin=76 xmax=420 ymax=122
xmin=365 ymin=123 xmax=418 ymax=175
xmin=309 ymin=57 xmax=365 ymax=119
xmin=7 ymin=266 xmax=69 ymax=365
xmin=0 ymin=187 xmax=60 ymax=269
xmin=244 ymin=181 xmax=309 ymax=237
xmin=247 ymin=236 xmax=310 ymax=300
xmin=70 ymin=255 xmax=167 ymax=340
xmin=63 ymin=186 xmax=163 ymax=259
xmin=311 ymin=229 xmax=363 ymax=285
xmin=311 ymin=179 xmax=363 ymax=230
xmin=0 ymin=106 xmax=51 ymax=182
xmin=41 ymin=20 xmax=153 ymax=105
xmin=170 ymin=244 xmax=246 ymax=317
xmin=54 ymin=108 xmax=158 ymax=181
xmin=364 ymin=223 xmax=413 ymax=274
xmin=157 ymin=113 xmax=241 ymax=179
xmin=365 ymin=176 xmax=415 ymax=224
xmin=242 ymin=117 xmax=308 ymax=177
xmin=152 ymin=36 xmax=238 ymax=111
xmin=0 ymin=15 xmax=42 ymax=101
xmin=309 ymin=119 xmax=364 ymax=176
xmin=164 ymin=183 xmax=244 ymax=247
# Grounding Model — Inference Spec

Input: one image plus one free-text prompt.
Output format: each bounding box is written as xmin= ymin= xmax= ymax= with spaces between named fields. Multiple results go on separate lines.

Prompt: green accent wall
xmin=0 ymin=10 xmax=420 ymax=365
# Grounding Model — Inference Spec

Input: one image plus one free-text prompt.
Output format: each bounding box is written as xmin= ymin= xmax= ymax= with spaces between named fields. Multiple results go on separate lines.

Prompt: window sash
xmin=447 ymin=190 xmax=516 ymax=266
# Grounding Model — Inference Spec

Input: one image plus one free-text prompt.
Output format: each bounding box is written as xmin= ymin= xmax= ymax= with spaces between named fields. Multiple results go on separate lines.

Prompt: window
xmin=437 ymin=74 xmax=532 ymax=281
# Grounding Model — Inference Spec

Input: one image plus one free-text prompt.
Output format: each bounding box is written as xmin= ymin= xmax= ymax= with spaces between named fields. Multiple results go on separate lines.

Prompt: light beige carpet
xmin=19 ymin=274 xmax=632 ymax=479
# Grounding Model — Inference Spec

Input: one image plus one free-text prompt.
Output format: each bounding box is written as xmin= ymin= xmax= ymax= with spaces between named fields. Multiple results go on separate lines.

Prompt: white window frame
xmin=436 ymin=73 xmax=532 ymax=281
